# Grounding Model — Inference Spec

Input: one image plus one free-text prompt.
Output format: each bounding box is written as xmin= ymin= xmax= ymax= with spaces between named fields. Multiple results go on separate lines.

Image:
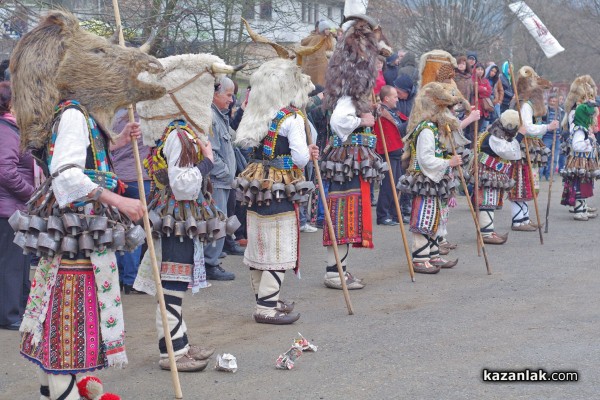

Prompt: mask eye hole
xmin=93 ymin=47 xmax=106 ymax=55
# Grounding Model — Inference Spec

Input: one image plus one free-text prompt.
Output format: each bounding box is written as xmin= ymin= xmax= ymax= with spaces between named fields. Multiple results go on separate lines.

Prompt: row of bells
xmin=233 ymin=178 xmax=315 ymax=206
xmin=319 ymin=156 xmax=389 ymax=184
xmin=9 ymin=210 xmax=145 ymax=258
xmin=147 ymin=210 xmax=241 ymax=243
xmin=464 ymin=171 xmax=516 ymax=190
xmin=560 ymin=168 xmax=600 ymax=179
xmin=396 ymin=173 xmax=457 ymax=199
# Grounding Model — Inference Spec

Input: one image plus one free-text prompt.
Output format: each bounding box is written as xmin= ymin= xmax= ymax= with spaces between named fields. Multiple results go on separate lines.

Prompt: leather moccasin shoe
xmin=254 ymin=311 xmax=300 ymax=325
xmin=511 ymin=223 xmax=537 ymax=231
xmin=159 ymin=354 xmax=208 ymax=372
xmin=188 ymin=345 xmax=215 ymax=361
xmin=324 ymin=273 xmax=365 ymax=290
xmin=430 ymin=257 xmax=458 ymax=269
xmin=439 ymin=241 xmax=458 ymax=250
xmin=413 ymin=261 xmax=441 ymax=274
xmin=439 ymin=246 xmax=450 ymax=255
xmin=275 ymin=299 xmax=295 ymax=313
xmin=587 ymin=206 xmax=597 ymax=213
xmin=483 ymin=233 xmax=507 ymax=245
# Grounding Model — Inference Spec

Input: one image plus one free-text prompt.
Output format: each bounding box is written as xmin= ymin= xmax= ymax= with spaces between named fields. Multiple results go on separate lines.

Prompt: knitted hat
xmin=393 ymin=73 xmax=413 ymax=93
xmin=574 ymin=102 xmax=597 ymax=128
xmin=466 ymin=51 xmax=478 ymax=62
xmin=318 ymin=20 xmax=335 ymax=33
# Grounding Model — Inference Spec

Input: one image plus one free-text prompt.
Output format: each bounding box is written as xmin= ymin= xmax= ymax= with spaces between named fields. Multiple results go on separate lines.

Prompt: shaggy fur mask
xmin=323 ymin=18 xmax=381 ymax=114
xmin=405 ymin=81 xmax=470 ymax=149
xmin=136 ymin=53 xmax=233 ymax=145
xmin=515 ymin=66 xmax=551 ymax=117
xmin=418 ymin=50 xmax=458 ymax=88
xmin=561 ymin=75 xmax=597 ymax=131
xmin=235 ymin=58 xmax=314 ymax=148
xmin=10 ymin=10 xmax=165 ymax=150
xmin=489 ymin=109 xmax=520 ymax=142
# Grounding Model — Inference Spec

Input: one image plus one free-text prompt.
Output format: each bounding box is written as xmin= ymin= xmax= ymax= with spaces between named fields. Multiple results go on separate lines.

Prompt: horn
xmin=211 ymin=62 xmax=247 ymax=75
xmin=139 ymin=28 xmax=158 ymax=54
xmin=242 ymin=18 xmax=292 ymax=59
xmin=294 ymin=35 xmax=329 ymax=66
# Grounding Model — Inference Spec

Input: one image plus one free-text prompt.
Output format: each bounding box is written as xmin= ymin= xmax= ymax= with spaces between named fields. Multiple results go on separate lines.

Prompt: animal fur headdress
xmin=418 ymin=50 xmax=458 ymax=88
xmin=10 ymin=10 xmax=166 ymax=150
xmin=489 ymin=109 xmax=520 ymax=142
xmin=136 ymin=54 xmax=238 ymax=145
xmin=235 ymin=58 xmax=314 ymax=148
xmin=561 ymin=75 xmax=597 ymax=130
xmin=323 ymin=16 xmax=391 ymax=114
xmin=514 ymin=66 xmax=551 ymax=117
xmin=405 ymin=81 xmax=470 ymax=149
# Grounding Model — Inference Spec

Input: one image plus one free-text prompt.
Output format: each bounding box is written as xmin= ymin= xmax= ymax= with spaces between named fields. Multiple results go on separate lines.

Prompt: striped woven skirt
xmin=508 ymin=160 xmax=536 ymax=201
xmin=409 ymin=194 xmax=441 ymax=236
xmin=21 ymin=259 xmax=105 ymax=374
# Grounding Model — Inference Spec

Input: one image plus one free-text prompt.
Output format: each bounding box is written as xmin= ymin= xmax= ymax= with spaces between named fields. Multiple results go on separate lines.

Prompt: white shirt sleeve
xmin=416 ymin=128 xmax=450 ymax=183
xmin=279 ymin=114 xmax=310 ymax=169
xmin=571 ymin=129 xmax=593 ymax=152
xmin=50 ymin=108 xmax=98 ymax=207
xmin=163 ymin=131 xmax=203 ymax=200
xmin=488 ymin=136 xmax=522 ymax=161
xmin=521 ymin=102 xmax=547 ymax=138
xmin=330 ymin=96 xmax=361 ymax=141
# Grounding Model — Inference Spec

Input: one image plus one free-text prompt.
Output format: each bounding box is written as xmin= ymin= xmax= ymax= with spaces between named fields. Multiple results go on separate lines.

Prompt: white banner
xmin=509 ymin=1 xmax=565 ymax=58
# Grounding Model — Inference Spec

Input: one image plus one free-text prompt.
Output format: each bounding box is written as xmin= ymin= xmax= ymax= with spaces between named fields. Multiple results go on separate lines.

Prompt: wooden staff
xmin=544 ymin=88 xmax=559 ymax=233
xmin=473 ymin=70 xmax=481 ymax=255
xmin=446 ymin=125 xmax=492 ymax=275
xmin=302 ymin=110 xmax=354 ymax=315
xmin=508 ymin=63 xmax=544 ymax=245
xmin=372 ymin=93 xmax=415 ymax=282
xmin=112 ymin=1 xmax=183 ymax=398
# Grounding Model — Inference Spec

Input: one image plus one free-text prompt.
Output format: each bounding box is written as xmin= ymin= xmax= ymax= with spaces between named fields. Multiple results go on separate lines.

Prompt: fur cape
xmin=515 ymin=66 xmax=551 ymax=117
xmin=404 ymin=81 xmax=470 ymax=150
xmin=137 ymin=53 xmax=230 ymax=145
xmin=561 ymin=75 xmax=598 ymax=131
xmin=323 ymin=18 xmax=380 ymax=114
xmin=10 ymin=10 xmax=165 ymax=150
xmin=235 ymin=58 xmax=314 ymax=148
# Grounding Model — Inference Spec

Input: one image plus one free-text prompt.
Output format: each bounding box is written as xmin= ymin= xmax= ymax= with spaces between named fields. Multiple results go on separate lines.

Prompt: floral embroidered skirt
xmin=21 ymin=259 xmax=105 ymax=374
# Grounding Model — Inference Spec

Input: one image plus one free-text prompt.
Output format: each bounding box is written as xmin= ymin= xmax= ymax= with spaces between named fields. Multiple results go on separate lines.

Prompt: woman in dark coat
xmin=0 ymin=81 xmax=34 ymax=330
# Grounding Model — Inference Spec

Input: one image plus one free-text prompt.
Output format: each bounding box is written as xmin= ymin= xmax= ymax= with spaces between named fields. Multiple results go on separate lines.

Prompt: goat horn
xmin=294 ymin=35 xmax=328 ymax=57
xmin=211 ymin=62 xmax=246 ymax=75
xmin=242 ymin=18 xmax=292 ymax=59
xmin=139 ymin=28 xmax=158 ymax=54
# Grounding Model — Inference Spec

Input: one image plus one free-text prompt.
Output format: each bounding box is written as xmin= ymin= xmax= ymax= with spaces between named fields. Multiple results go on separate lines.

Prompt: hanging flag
xmin=509 ymin=1 xmax=564 ymax=58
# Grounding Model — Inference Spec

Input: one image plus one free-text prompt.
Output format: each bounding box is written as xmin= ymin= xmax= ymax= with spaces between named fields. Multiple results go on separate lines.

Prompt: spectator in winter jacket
xmin=472 ymin=63 xmax=493 ymax=132
xmin=455 ymin=55 xmax=474 ymax=108
xmin=374 ymin=56 xmax=386 ymax=95
xmin=499 ymin=61 xmax=514 ymax=113
xmin=466 ymin=51 xmax=478 ymax=72
xmin=393 ymin=73 xmax=417 ymax=136
xmin=384 ymin=53 xmax=400 ymax=86
xmin=397 ymin=51 xmax=419 ymax=85
xmin=485 ymin=63 xmax=504 ymax=122
xmin=541 ymin=94 xmax=565 ymax=180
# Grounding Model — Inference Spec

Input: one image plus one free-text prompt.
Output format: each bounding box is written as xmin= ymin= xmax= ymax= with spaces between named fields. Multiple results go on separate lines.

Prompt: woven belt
xmin=479 ymin=153 xmax=511 ymax=174
xmin=572 ymin=151 xmax=593 ymax=159
xmin=332 ymin=130 xmax=376 ymax=149
xmin=251 ymin=155 xmax=295 ymax=170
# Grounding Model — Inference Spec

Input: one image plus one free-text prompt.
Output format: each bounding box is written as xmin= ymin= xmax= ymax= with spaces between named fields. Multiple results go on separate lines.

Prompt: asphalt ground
xmin=1 ymin=179 xmax=597 ymax=399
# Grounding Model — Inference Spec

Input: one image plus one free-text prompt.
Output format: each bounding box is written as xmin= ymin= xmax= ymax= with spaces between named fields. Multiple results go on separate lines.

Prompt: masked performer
xmin=472 ymin=110 xmax=521 ymax=243
xmin=560 ymin=102 xmax=600 ymax=220
xmin=10 ymin=11 xmax=165 ymax=400
xmin=300 ymin=20 xmax=337 ymax=86
xmin=234 ymin=59 xmax=318 ymax=324
xmin=398 ymin=82 xmax=467 ymax=273
xmin=560 ymin=75 xmax=598 ymax=215
xmin=135 ymin=55 xmax=241 ymax=370
xmin=320 ymin=12 xmax=391 ymax=289
xmin=509 ymin=66 xmax=556 ymax=231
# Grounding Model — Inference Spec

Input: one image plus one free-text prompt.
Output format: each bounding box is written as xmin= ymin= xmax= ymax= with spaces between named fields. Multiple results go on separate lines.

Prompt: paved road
xmin=1 ymin=180 xmax=597 ymax=399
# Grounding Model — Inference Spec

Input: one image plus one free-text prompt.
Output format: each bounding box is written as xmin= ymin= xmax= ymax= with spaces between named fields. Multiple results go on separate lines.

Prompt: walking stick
xmin=446 ymin=125 xmax=492 ymax=275
xmin=473 ymin=74 xmax=481 ymax=255
xmin=372 ymin=94 xmax=415 ymax=282
xmin=508 ymin=63 xmax=544 ymax=245
xmin=302 ymin=111 xmax=354 ymax=315
xmin=112 ymin=2 xmax=183 ymax=398
xmin=544 ymin=88 xmax=559 ymax=233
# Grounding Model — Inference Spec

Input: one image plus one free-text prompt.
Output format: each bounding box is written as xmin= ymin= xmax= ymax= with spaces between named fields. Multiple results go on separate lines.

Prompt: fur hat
xmin=235 ymin=58 xmax=314 ymax=148
xmin=10 ymin=10 xmax=165 ymax=150
xmin=136 ymin=54 xmax=237 ymax=145
xmin=561 ymin=75 xmax=597 ymax=130
xmin=515 ymin=66 xmax=551 ymax=117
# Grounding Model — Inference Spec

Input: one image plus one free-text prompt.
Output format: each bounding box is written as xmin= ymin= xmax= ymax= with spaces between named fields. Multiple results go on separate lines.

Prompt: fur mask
xmin=323 ymin=18 xmax=383 ymax=114
xmin=418 ymin=50 xmax=458 ymax=88
xmin=561 ymin=75 xmax=597 ymax=131
xmin=489 ymin=109 xmax=520 ymax=142
xmin=136 ymin=54 xmax=236 ymax=145
xmin=10 ymin=10 xmax=166 ymax=150
xmin=235 ymin=58 xmax=314 ymax=148
xmin=515 ymin=66 xmax=551 ymax=117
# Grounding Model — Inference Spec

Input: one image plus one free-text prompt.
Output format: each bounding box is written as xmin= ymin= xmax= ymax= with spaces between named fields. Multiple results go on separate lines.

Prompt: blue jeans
xmin=541 ymin=135 xmax=560 ymax=179
xmin=316 ymin=180 xmax=330 ymax=225
xmin=117 ymin=180 xmax=151 ymax=285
